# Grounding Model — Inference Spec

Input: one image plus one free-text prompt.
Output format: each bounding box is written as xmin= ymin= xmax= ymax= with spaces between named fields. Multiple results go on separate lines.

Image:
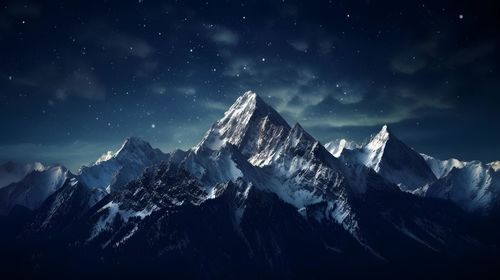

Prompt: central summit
xmin=198 ymin=91 xmax=290 ymax=161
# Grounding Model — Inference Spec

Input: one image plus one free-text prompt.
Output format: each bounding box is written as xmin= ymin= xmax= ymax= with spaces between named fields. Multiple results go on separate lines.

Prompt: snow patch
xmin=89 ymin=201 xmax=158 ymax=240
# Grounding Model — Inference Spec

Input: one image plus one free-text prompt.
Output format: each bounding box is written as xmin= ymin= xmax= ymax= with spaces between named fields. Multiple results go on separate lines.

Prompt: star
xmin=151 ymin=124 xmax=156 ymax=128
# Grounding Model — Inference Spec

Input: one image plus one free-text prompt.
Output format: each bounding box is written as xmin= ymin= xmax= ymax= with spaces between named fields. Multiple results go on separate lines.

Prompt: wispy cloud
xmin=390 ymin=35 xmax=438 ymax=75
xmin=102 ymin=33 xmax=154 ymax=58
xmin=13 ymin=63 xmax=106 ymax=101
xmin=446 ymin=43 xmax=495 ymax=68
xmin=81 ymin=22 xmax=155 ymax=58
xmin=211 ymin=50 xmax=456 ymax=130
xmin=206 ymin=25 xmax=239 ymax=46
xmin=290 ymin=41 xmax=309 ymax=52
xmin=55 ymin=68 xmax=106 ymax=100
xmin=390 ymin=34 xmax=495 ymax=75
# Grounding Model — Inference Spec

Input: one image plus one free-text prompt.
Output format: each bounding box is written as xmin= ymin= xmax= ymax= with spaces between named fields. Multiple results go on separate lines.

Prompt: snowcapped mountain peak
xmin=95 ymin=151 xmax=114 ymax=164
xmin=325 ymin=139 xmax=359 ymax=158
xmin=341 ymin=125 xmax=437 ymax=191
xmin=216 ymin=91 xmax=289 ymax=146
xmin=115 ymin=137 xmax=154 ymax=157
xmin=366 ymin=125 xmax=391 ymax=153
xmin=230 ymin=90 xmax=269 ymax=113
xmin=420 ymin=154 xmax=467 ymax=179
xmin=423 ymin=160 xmax=500 ymax=213
xmin=489 ymin=161 xmax=500 ymax=172
xmin=78 ymin=137 xmax=167 ymax=192
xmin=93 ymin=137 xmax=155 ymax=165
xmin=197 ymin=91 xmax=290 ymax=159
xmin=238 ymin=90 xmax=258 ymax=106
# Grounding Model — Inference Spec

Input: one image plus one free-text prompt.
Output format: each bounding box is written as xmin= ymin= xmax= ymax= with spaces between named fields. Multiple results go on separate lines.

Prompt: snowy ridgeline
xmin=324 ymin=124 xmax=499 ymax=213
xmin=0 ymin=91 xmax=499 ymax=266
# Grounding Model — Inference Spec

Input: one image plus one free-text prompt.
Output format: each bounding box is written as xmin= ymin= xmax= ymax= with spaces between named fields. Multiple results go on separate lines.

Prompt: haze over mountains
xmin=0 ymin=91 xmax=499 ymax=279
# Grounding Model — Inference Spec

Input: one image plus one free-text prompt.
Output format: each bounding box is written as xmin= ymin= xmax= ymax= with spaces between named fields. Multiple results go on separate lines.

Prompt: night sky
xmin=1 ymin=0 xmax=499 ymax=171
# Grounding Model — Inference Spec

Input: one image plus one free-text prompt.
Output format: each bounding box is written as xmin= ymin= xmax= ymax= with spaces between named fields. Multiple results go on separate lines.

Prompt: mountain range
xmin=0 ymin=91 xmax=499 ymax=279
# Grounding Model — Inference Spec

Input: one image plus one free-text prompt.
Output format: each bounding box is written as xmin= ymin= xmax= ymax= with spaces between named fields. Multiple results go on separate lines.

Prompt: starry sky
xmin=1 ymin=0 xmax=499 ymax=171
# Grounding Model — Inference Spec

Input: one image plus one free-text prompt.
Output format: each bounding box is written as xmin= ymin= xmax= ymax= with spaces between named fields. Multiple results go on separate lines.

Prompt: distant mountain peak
xmin=93 ymin=137 xmax=156 ymax=166
xmin=325 ymin=139 xmax=359 ymax=158
xmin=420 ymin=154 xmax=467 ymax=178
xmin=489 ymin=161 xmax=500 ymax=172
xmin=341 ymin=125 xmax=437 ymax=191
xmin=78 ymin=137 xmax=167 ymax=192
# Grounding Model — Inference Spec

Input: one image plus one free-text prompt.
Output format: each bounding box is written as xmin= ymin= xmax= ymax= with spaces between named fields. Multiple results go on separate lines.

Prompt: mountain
xmin=0 ymin=91 xmax=499 ymax=278
xmin=29 ymin=137 xmax=171 ymax=229
xmin=421 ymin=154 xmax=466 ymax=179
xmin=0 ymin=161 xmax=45 ymax=188
xmin=194 ymin=92 xmax=365 ymax=233
xmin=325 ymin=139 xmax=359 ymax=158
xmin=0 ymin=165 xmax=69 ymax=215
xmin=77 ymin=137 xmax=168 ymax=192
xmin=197 ymin=91 xmax=352 ymax=207
xmin=0 ymin=138 xmax=168 ymax=217
xmin=341 ymin=125 xmax=437 ymax=191
xmin=414 ymin=155 xmax=500 ymax=214
xmin=335 ymin=128 xmax=500 ymax=214
xmin=29 ymin=177 xmax=108 ymax=230
xmin=72 ymin=91 xmax=492 ymax=263
xmin=196 ymin=91 xmax=290 ymax=163
xmin=419 ymin=160 xmax=500 ymax=214
xmin=489 ymin=161 xmax=500 ymax=171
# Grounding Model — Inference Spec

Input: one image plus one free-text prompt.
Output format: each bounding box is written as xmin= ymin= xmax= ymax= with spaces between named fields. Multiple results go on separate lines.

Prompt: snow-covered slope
xmin=0 ymin=161 xmax=45 ymax=188
xmin=192 ymin=91 xmax=406 ymax=249
xmin=31 ymin=177 xmax=108 ymax=230
xmin=415 ymin=155 xmax=500 ymax=213
xmin=195 ymin=91 xmax=352 ymax=208
xmin=0 ymin=165 xmax=69 ymax=214
xmin=41 ymin=92 xmax=486 ymax=264
xmin=1 ymin=91 xmax=495 ymax=276
xmin=420 ymin=154 xmax=466 ymax=179
xmin=325 ymin=139 xmax=359 ymax=158
xmin=341 ymin=125 xmax=437 ymax=191
xmin=77 ymin=137 xmax=168 ymax=192
xmin=421 ymin=161 xmax=500 ymax=213
xmin=489 ymin=161 xmax=500 ymax=172
xmin=196 ymin=91 xmax=290 ymax=163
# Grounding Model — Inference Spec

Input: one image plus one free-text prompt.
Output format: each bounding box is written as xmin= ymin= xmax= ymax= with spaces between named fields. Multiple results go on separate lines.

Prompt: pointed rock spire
xmin=365 ymin=125 xmax=391 ymax=152
xmin=198 ymin=91 xmax=290 ymax=158
xmin=347 ymin=125 xmax=437 ymax=191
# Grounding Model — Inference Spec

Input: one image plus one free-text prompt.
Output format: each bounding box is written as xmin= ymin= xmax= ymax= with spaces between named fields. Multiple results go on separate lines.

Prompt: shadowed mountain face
xmin=0 ymin=92 xmax=499 ymax=279
xmin=0 ymin=161 xmax=45 ymax=188
xmin=341 ymin=125 xmax=437 ymax=191
xmin=77 ymin=137 xmax=169 ymax=192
